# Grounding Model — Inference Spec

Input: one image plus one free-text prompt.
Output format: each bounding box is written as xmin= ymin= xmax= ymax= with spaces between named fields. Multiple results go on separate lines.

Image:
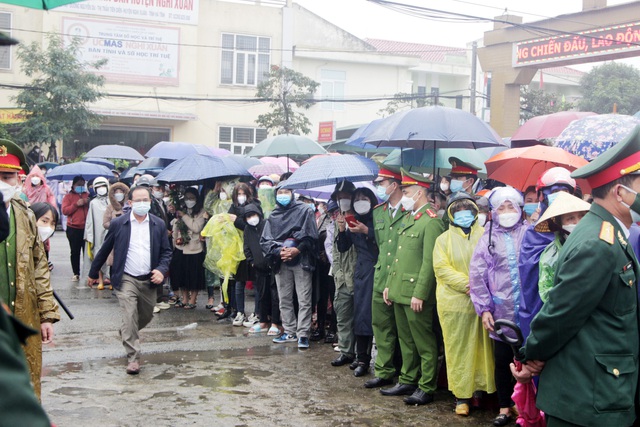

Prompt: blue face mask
xmin=546 ymin=192 xmax=559 ymax=206
xmin=376 ymin=185 xmax=390 ymax=202
xmin=523 ymin=203 xmax=538 ymax=216
xmin=75 ymin=186 xmax=85 ymax=193
xmin=453 ymin=210 xmax=475 ymax=228
xmin=449 ymin=179 xmax=465 ymax=193
xmin=276 ymin=194 xmax=291 ymax=206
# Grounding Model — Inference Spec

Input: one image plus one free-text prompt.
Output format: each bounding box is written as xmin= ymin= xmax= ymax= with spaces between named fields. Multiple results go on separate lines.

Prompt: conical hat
xmin=534 ymin=192 xmax=591 ymax=232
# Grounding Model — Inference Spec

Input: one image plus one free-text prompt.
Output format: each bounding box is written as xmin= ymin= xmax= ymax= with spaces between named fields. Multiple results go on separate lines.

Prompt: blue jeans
xmin=235 ymin=281 xmax=245 ymax=314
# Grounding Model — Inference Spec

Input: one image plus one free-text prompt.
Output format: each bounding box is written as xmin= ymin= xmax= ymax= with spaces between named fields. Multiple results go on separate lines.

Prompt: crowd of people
xmin=5 ymin=127 xmax=640 ymax=426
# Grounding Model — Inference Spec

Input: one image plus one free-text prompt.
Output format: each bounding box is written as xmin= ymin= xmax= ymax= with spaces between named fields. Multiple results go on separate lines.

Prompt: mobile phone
xmin=345 ymin=214 xmax=357 ymax=227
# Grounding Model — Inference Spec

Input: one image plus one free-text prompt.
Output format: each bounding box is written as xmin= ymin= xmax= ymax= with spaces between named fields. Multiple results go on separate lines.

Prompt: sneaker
xmin=243 ymin=317 xmax=259 ymax=328
xmin=247 ymin=313 xmax=259 ymax=323
xmin=211 ymin=303 xmax=224 ymax=312
xmin=153 ymin=306 xmax=160 ymax=313
xmin=298 ymin=337 xmax=310 ymax=349
xmin=71 ymin=275 xmax=80 ymax=282
xmin=273 ymin=333 xmax=297 ymax=344
xmin=232 ymin=312 xmax=246 ymax=327
xmin=156 ymin=302 xmax=171 ymax=310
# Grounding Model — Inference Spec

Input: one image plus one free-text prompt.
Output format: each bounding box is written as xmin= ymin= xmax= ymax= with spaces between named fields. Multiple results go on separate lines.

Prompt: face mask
xmin=96 ymin=187 xmax=108 ymax=197
xmin=153 ymin=190 xmax=164 ymax=200
xmin=562 ymin=224 xmax=577 ymax=234
xmin=353 ymin=200 xmax=371 ymax=215
xmin=307 ymin=203 xmax=316 ymax=212
xmin=375 ymin=185 xmax=390 ymax=203
xmin=276 ymin=194 xmax=291 ymax=206
xmin=114 ymin=192 xmax=125 ymax=202
xmin=619 ymin=185 xmax=640 ymax=223
xmin=440 ymin=182 xmax=449 ymax=192
xmin=30 ymin=177 xmax=41 ymax=186
xmin=185 ymin=200 xmax=196 ymax=209
xmin=477 ymin=213 xmax=487 ymax=226
xmin=338 ymin=198 xmax=351 ymax=213
xmin=400 ymin=191 xmax=419 ymax=212
xmin=219 ymin=192 xmax=228 ymax=201
xmin=0 ymin=180 xmax=16 ymax=202
xmin=259 ymin=184 xmax=272 ymax=189
xmin=546 ymin=192 xmax=560 ymax=206
xmin=162 ymin=196 xmax=170 ymax=204
xmin=523 ymin=203 xmax=537 ymax=217
xmin=318 ymin=206 xmax=326 ymax=215
xmin=449 ymin=179 xmax=465 ymax=193
xmin=453 ymin=210 xmax=475 ymax=228
xmin=437 ymin=209 xmax=445 ymax=218
xmin=498 ymin=212 xmax=520 ymax=228
xmin=132 ymin=201 xmax=151 ymax=216
xmin=38 ymin=226 xmax=54 ymax=242
xmin=246 ymin=216 xmax=260 ymax=226
xmin=75 ymin=186 xmax=85 ymax=194
xmin=237 ymin=195 xmax=247 ymax=205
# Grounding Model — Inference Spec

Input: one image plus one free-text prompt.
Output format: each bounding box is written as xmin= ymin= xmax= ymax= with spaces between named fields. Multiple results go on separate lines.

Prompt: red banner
xmin=318 ymin=121 xmax=335 ymax=143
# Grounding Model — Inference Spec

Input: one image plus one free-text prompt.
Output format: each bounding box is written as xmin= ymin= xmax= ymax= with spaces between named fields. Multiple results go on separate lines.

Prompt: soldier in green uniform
xmin=448 ymin=157 xmax=481 ymax=195
xmin=519 ymin=126 xmax=640 ymax=427
xmin=363 ymin=166 xmax=404 ymax=389
xmin=381 ymin=169 xmax=445 ymax=405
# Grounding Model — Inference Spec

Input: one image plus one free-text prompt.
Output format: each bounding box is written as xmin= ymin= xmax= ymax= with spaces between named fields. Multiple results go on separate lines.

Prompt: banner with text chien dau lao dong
xmin=63 ymin=17 xmax=180 ymax=86
xmin=56 ymin=0 xmax=199 ymax=26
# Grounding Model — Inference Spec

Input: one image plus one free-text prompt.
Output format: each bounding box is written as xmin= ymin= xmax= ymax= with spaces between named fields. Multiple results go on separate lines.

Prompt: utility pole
xmin=470 ymin=41 xmax=477 ymax=115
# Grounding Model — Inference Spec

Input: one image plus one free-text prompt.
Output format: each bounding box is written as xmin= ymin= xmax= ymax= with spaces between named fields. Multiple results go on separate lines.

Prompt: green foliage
xmin=520 ymin=87 xmax=573 ymax=122
xmin=12 ymin=32 xmax=107 ymax=151
xmin=255 ymin=66 xmax=319 ymax=135
xmin=378 ymin=92 xmax=442 ymax=117
xmin=578 ymin=62 xmax=640 ymax=115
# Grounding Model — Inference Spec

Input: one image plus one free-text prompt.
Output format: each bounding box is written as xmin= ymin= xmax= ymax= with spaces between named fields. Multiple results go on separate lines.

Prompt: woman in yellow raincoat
xmin=433 ymin=192 xmax=495 ymax=417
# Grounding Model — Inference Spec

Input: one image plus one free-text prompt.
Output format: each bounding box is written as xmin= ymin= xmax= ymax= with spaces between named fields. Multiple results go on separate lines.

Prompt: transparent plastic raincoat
xmin=434 ymin=201 xmax=495 ymax=399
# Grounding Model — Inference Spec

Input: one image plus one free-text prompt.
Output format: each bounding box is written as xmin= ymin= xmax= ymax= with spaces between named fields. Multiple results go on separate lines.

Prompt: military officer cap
xmin=0 ymin=139 xmax=27 ymax=174
xmin=374 ymin=162 xmax=402 ymax=183
xmin=571 ymin=125 xmax=640 ymax=189
xmin=449 ymin=156 xmax=481 ymax=176
xmin=400 ymin=168 xmax=432 ymax=189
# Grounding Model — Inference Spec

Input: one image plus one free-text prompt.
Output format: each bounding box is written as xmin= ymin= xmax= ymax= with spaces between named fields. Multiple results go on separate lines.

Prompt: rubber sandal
xmin=249 ymin=324 xmax=263 ymax=334
xmin=267 ymin=325 xmax=279 ymax=336
xmin=184 ymin=303 xmax=196 ymax=309
xmin=205 ymin=304 xmax=214 ymax=309
xmin=174 ymin=302 xmax=185 ymax=308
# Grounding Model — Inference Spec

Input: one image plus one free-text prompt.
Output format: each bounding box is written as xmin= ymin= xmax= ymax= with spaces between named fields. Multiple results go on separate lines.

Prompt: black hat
xmin=330 ymin=180 xmax=356 ymax=201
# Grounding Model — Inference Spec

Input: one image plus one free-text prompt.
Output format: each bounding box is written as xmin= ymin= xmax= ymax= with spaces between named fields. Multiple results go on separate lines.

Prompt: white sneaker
xmin=153 ymin=306 xmax=161 ymax=313
xmin=232 ymin=312 xmax=246 ymax=327
xmin=243 ymin=318 xmax=259 ymax=328
xmin=71 ymin=275 xmax=80 ymax=282
xmin=212 ymin=303 xmax=224 ymax=312
xmin=156 ymin=302 xmax=171 ymax=310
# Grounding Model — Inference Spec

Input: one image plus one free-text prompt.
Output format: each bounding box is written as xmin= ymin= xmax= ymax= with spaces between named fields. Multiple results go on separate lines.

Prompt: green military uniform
xmin=387 ymin=170 xmax=445 ymax=394
xmin=332 ymin=220 xmax=357 ymax=359
xmin=448 ymin=156 xmax=481 ymax=195
xmin=525 ymin=127 xmax=640 ymax=427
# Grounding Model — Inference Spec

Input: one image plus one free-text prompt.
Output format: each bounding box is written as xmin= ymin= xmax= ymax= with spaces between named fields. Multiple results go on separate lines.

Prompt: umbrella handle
xmin=494 ymin=319 xmax=525 ymax=359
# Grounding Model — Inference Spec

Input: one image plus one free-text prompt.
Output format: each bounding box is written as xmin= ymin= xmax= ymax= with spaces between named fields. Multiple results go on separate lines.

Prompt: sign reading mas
xmin=513 ymin=21 xmax=640 ymax=67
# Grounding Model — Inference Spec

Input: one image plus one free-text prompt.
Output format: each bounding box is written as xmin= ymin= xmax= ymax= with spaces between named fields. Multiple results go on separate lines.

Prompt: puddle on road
xmin=52 ymin=386 xmax=133 ymax=397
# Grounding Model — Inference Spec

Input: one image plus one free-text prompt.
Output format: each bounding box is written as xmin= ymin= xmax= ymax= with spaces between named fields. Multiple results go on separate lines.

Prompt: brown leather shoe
xmin=126 ymin=361 xmax=140 ymax=375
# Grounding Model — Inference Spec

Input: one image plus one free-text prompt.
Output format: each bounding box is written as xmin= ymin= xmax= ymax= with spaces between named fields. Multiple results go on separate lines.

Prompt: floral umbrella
xmin=554 ymin=114 xmax=640 ymax=161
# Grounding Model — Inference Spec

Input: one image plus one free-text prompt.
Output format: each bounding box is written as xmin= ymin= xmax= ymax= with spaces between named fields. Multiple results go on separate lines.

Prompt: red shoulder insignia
xmin=414 ymin=212 xmax=422 ymax=220
xmin=426 ymin=209 xmax=437 ymax=218
xmin=374 ymin=202 xmax=386 ymax=210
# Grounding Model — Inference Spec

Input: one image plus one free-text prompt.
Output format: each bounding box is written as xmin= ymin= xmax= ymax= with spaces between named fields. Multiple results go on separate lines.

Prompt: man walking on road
xmin=88 ymin=186 xmax=172 ymax=375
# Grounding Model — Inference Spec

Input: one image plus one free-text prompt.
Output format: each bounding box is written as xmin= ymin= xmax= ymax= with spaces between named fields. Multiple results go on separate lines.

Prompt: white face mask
xmin=153 ymin=190 xmax=164 ymax=200
xmin=498 ymin=212 xmax=520 ymax=228
xmin=259 ymin=184 xmax=272 ymax=189
xmin=439 ymin=182 xmax=449 ymax=192
xmin=185 ymin=200 xmax=196 ymax=209
xmin=400 ymin=190 xmax=419 ymax=212
xmin=30 ymin=177 xmax=41 ymax=186
xmin=353 ymin=200 xmax=371 ymax=215
xmin=477 ymin=213 xmax=487 ymax=227
xmin=338 ymin=198 xmax=351 ymax=213
xmin=131 ymin=201 xmax=151 ymax=216
xmin=96 ymin=187 xmax=108 ymax=196
xmin=114 ymin=192 xmax=125 ymax=202
xmin=162 ymin=196 xmax=170 ymax=204
xmin=219 ymin=192 xmax=228 ymax=201
xmin=318 ymin=206 xmax=326 ymax=215
xmin=562 ymin=224 xmax=577 ymax=234
xmin=0 ymin=180 xmax=16 ymax=202
xmin=38 ymin=226 xmax=54 ymax=242
xmin=246 ymin=216 xmax=260 ymax=226
xmin=237 ymin=195 xmax=247 ymax=205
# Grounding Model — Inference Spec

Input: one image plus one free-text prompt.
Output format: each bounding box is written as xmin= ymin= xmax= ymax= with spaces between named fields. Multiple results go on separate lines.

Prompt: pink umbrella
xmin=512 ymin=366 xmax=546 ymax=427
xmin=511 ymin=111 xmax=596 ymax=148
xmin=260 ymin=156 xmax=300 ymax=171
xmin=249 ymin=163 xmax=284 ymax=179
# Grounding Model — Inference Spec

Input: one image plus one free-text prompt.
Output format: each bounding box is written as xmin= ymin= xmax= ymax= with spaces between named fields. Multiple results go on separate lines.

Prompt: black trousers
xmin=66 ymin=226 xmax=85 ymax=276
xmin=355 ymin=334 xmax=373 ymax=365
xmin=316 ymin=262 xmax=336 ymax=335
xmin=494 ymin=340 xmax=516 ymax=408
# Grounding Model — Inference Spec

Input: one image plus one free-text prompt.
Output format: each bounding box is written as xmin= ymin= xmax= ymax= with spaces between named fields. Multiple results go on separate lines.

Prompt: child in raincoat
xmin=534 ymin=192 xmax=590 ymax=303
xmin=433 ymin=192 xmax=495 ymax=417
xmin=469 ymin=186 xmax=527 ymax=427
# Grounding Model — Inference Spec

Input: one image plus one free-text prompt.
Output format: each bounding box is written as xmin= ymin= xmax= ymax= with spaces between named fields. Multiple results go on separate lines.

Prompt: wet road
xmin=42 ymin=233 xmax=496 ymax=426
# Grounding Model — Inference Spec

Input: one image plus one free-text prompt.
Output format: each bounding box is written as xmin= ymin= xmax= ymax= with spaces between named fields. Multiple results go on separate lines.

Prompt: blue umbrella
xmin=47 ymin=161 xmax=113 ymax=181
xmin=383 ymin=148 xmax=491 ymax=174
xmin=226 ymin=155 xmax=262 ymax=169
xmin=136 ymin=157 xmax=173 ymax=172
xmin=155 ymin=154 xmax=251 ymax=183
xmin=282 ymin=155 xmax=378 ymax=190
xmin=296 ymin=181 xmax=377 ymax=201
xmin=84 ymin=144 xmax=145 ymax=161
xmin=345 ymin=119 xmax=385 ymax=149
xmin=145 ymin=141 xmax=214 ymax=160
xmin=83 ymin=157 xmax=115 ymax=169
xmin=37 ymin=161 xmax=58 ymax=170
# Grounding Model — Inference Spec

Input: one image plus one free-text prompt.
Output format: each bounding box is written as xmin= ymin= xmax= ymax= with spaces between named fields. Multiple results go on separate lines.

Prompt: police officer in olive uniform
xmin=448 ymin=157 xmax=481 ymax=195
xmin=381 ymin=169 xmax=445 ymax=405
xmin=521 ymin=126 xmax=640 ymax=427
xmin=364 ymin=166 xmax=404 ymax=389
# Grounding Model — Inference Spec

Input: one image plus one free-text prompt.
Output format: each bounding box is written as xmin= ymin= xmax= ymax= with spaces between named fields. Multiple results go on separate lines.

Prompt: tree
xmin=520 ymin=87 xmax=572 ymax=122
xmin=13 ymin=33 xmax=107 ymax=161
xmin=578 ymin=62 xmax=640 ymax=115
xmin=255 ymin=66 xmax=319 ymax=135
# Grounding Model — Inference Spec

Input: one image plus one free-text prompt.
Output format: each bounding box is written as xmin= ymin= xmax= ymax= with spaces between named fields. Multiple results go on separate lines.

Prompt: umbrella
xmin=83 ymin=144 xmax=145 ymax=161
xmin=136 ymin=156 xmax=173 ymax=172
xmin=83 ymin=157 xmax=115 ymax=169
xmin=0 ymin=0 xmax=84 ymax=10
xmin=249 ymin=163 xmax=284 ymax=179
xmin=485 ymin=145 xmax=588 ymax=192
xmin=226 ymin=155 xmax=262 ymax=169
xmin=145 ymin=141 xmax=215 ymax=160
xmin=511 ymin=111 xmax=597 ymax=148
xmin=155 ymin=154 xmax=251 ymax=184
xmin=37 ymin=161 xmax=58 ymax=170
xmin=383 ymin=148 xmax=491 ymax=174
xmin=282 ymin=155 xmax=378 ymax=190
xmin=208 ymin=147 xmax=232 ymax=157
xmin=47 ymin=161 xmax=113 ymax=181
xmin=555 ymin=114 xmax=640 ymax=161
xmin=296 ymin=181 xmax=377 ymax=201
xmin=345 ymin=119 xmax=386 ymax=149
xmin=302 ymin=153 xmax=342 ymax=164
xmin=261 ymin=156 xmax=300 ymax=171
xmin=247 ymin=134 xmax=327 ymax=169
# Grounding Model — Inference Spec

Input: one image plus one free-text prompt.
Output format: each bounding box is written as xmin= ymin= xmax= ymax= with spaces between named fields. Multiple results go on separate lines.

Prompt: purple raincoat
xmin=470 ymin=211 xmax=527 ymax=341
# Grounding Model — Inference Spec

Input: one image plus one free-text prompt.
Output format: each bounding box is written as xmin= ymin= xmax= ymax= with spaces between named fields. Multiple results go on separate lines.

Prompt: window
xmin=0 ymin=13 xmax=12 ymax=70
xmin=221 ymin=33 xmax=270 ymax=86
xmin=219 ymin=126 xmax=267 ymax=155
xmin=320 ymin=69 xmax=345 ymax=111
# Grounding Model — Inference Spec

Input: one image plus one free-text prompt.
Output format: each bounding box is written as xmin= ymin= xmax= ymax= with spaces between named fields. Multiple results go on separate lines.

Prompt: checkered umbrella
xmin=282 ymin=155 xmax=378 ymax=190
